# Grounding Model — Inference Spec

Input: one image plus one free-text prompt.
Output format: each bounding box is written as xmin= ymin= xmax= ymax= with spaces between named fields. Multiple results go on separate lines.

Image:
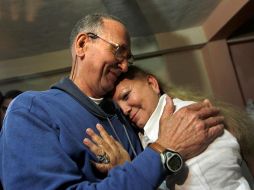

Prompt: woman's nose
xmin=122 ymin=104 xmax=131 ymax=116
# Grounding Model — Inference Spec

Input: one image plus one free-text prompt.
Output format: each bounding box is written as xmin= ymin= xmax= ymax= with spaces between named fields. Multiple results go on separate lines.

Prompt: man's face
xmin=82 ymin=19 xmax=131 ymax=98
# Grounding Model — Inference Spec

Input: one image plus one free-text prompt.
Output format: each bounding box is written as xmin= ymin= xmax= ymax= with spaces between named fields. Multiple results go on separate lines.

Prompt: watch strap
xmin=149 ymin=142 xmax=183 ymax=175
xmin=149 ymin=142 xmax=166 ymax=153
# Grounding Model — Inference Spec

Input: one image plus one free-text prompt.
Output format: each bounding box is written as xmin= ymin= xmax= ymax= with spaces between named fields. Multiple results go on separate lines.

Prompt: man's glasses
xmin=87 ymin=32 xmax=134 ymax=65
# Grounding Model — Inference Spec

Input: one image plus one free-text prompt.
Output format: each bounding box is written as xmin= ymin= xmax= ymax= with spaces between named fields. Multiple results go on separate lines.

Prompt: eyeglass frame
xmin=86 ymin=32 xmax=134 ymax=65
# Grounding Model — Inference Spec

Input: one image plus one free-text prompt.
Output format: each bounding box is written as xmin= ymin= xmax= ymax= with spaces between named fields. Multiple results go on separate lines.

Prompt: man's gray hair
xmin=69 ymin=13 xmax=125 ymax=48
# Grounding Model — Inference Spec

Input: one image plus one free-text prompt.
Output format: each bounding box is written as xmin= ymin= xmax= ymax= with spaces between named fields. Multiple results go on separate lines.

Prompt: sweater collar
xmin=51 ymin=77 xmax=116 ymax=119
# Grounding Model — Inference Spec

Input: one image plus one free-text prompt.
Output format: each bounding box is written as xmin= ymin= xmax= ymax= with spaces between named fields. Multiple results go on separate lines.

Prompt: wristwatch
xmin=149 ymin=142 xmax=183 ymax=174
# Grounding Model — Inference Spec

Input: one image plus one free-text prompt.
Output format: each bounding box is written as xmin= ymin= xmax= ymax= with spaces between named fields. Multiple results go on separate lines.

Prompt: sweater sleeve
xmin=1 ymin=102 xmax=165 ymax=190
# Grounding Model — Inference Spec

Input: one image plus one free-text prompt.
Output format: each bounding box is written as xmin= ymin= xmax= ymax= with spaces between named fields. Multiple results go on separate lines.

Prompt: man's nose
xmin=118 ymin=59 xmax=128 ymax=73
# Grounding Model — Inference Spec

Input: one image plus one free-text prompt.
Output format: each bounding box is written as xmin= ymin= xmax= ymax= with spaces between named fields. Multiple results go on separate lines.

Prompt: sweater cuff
xmin=131 ymin=147 xmax=166 ymax=187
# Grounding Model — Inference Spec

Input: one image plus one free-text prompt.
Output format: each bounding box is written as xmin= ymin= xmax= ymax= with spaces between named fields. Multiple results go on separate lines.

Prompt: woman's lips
xmin=130 ymin=110 xmax=139 ymax=123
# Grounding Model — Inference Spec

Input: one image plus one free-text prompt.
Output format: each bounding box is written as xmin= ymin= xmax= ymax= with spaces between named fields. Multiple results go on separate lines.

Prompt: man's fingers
xmin=198 ymin=107 xmax=220 ymax=119
xmin=86 ymin=128 xmax=103 ymax=146
xmin=83 ymin=138 xmax=102 ymax=155
xmin=160 ymin=96 xmax=174 ymax=121
xmin=85 ymin=127 xmax=112 ymax=153
xmin=206 ymin=124 xmax=224 ymax=143
xmin=96 ymin=124 xmax=116 ymax=147
xmin=185 ymin=100 xmax=213 ymax=111
xmin=114 ymin=139 xmax=124 ymax=148
xmin=203 ymin=99 xmax=213 ymax=107
xmin=204 ymin=116 xmax=224 ymax=128
xmin=92 ymin=161 xmax=111 ymax=173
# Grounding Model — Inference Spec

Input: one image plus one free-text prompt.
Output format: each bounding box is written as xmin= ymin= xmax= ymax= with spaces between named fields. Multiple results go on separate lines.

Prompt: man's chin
xmin=102 ymin=84 xmax=114 ymax=94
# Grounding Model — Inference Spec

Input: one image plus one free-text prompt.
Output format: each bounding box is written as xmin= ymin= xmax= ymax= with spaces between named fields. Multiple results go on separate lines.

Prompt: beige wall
xmin=0 ymin=35 xmax=252 ymax=109
xmin=0 ymin=0 xmax=253 ymax=109
xmin=0 ymin=47 xmax=212 ymax=99
xmin=229 ymin=39 xmax=254 ymax=103
xmin=0 ymin=49 xmax=71 ymax=93
xmin=134 ymin=49 xmax=213 ymax=96
xmin=0 ymin=72 xmax=68 ymax=93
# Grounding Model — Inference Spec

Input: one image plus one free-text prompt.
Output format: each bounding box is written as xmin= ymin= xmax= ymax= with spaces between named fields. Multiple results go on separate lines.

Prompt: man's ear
xmin=75 ymin=33 xmax=88 ymax=57
xmin=147 ymin=75 xmax=160 ymax=94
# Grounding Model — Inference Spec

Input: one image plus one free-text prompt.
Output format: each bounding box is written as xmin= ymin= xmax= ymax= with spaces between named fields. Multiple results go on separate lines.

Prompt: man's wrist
xmin=148 ymin=142 xmax=183 ymax=175
xmin=149 ymin=142 xmax=166 ymax=153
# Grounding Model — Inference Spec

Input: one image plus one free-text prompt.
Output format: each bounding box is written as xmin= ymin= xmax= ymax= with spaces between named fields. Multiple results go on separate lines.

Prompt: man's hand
xmin=83 ymin=124 xmax=131 ymax=173
xmin=156 ymin=96 xmax=224 ymax=160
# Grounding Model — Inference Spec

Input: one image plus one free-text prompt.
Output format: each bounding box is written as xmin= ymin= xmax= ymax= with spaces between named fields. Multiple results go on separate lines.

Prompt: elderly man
xmin=0 ymin=13 xmax=223 ymax=190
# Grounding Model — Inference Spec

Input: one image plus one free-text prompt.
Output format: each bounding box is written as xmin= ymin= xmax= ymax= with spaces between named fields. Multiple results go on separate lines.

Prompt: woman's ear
xmin=147 ymin=75 xmax=161 ymax=94
xmin=75 ymin=33 xmax=88 ymax=57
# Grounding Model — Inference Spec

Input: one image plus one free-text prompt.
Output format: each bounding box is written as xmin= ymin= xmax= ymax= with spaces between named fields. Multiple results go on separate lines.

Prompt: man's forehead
xmin=103 ymin=18 xmax=124 ymax=27
xmin=102 ymin=19 xmax=129 ymax=39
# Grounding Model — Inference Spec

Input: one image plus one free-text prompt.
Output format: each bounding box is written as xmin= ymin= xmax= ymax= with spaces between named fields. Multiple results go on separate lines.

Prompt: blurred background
xmin=0 ymin=0 xmax=254 ymax=109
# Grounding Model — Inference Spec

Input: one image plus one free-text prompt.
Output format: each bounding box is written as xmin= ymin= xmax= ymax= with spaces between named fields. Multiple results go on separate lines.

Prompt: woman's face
xmin=113 ymin=76 xmax=160 ymax=129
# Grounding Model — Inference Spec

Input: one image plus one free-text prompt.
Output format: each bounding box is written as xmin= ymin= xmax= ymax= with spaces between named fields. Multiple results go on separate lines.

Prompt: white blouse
xmin=139 ymin=94 xmax=250 ymax=190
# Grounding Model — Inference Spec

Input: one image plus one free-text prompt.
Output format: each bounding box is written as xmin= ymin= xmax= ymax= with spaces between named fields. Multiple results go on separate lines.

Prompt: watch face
xmin=165 ymin=152 xmax=182 ymax=172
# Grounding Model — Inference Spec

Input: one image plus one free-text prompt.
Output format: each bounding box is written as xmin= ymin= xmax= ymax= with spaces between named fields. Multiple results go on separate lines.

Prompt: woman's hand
xmin=83 ymin=123 xmax=131 ymax=173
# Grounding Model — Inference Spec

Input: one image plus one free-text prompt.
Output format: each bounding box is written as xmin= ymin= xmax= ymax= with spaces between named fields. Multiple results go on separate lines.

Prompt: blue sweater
xmin=0 ymin=78 xmax=165 ymax=190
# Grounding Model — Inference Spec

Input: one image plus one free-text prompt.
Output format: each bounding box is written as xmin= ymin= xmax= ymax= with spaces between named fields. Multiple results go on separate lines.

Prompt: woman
xmin=84 ymin=65 xmax=254 ymax=189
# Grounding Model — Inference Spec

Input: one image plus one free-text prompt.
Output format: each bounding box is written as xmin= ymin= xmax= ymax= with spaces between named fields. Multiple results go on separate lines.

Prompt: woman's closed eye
xmin=120 ymin=91 xmax=130 ymax=101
